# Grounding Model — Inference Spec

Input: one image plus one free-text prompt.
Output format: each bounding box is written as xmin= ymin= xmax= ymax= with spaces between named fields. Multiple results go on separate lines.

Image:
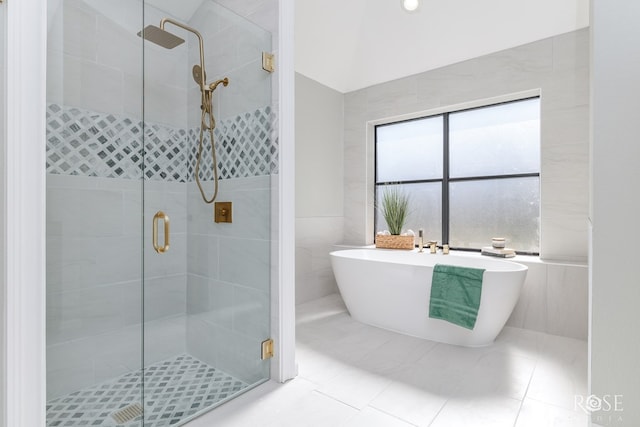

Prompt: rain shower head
xmin=137 ymin=25 xmax=185 ymax=49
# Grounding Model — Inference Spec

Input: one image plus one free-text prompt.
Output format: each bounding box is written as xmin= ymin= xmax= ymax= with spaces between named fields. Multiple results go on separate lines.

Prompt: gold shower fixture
xmin=138 ymin=18 xmax=229 ymax=204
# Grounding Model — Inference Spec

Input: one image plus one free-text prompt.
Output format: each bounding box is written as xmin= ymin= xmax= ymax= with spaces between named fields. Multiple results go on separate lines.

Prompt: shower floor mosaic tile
xmin=46 ymin=354 xmax=248 ymax=427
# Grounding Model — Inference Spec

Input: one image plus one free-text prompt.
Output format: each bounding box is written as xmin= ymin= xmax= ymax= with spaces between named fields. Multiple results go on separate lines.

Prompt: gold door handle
xmin=152 ymin=211 xmax=170 ymax=254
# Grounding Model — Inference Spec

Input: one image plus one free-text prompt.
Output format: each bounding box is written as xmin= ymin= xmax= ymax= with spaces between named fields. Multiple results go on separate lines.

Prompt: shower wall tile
xmin=186 ymin=316 xmax=269 ymax=385
xmin=231 ymin=329 xmax=269 ymax=384
xmin=143 ymin=315 xmax=188 ymax=366
xmin=186 ymin=315 xmax=218 ymax=367
xmin=123 ymin=73 xmax=143 ymax=121
xmin=143 ymin=275 xmax=187 ymax=322
xmin=220 ymin=59 xmax=273 ymax=122
xmin=46 ymin=237 xmax=102 ymax=293
xmin=186 ymin=176 xmax=271 ymax=234
xmin=143 ymin=181 xmax=189 ymax=233
xmin=92 ymin=236 xmax=142 ymax=285
xmin=144 ymin=233 xmax=188 ymax=279
xmin=143 ymin=80 xmax=188 ymax=128
xmin=236 ymin=26 xmax=272 ymax=70
xmin=210 ymin=280 xmax=236 ymax=330
xmin=199 ymin=25 xmax=238 ymax=79
xmin=46 ymin=282 xmax=130 ymax=345
xmin=139 ymin=44 xmax=189 ymax=93
xmin=47 ymin=187 xmax=123 ymax=237
xmin=187 ymin=274 xmax=211 ymax=314
xmin=187 ymin=234 xmax=220 ymax=278
xmin=63 ymin=54 xmax=124 ymax=115
xmin=46 ymin=315 xmax=187 ymax=400
xmin=188 ymin=1 xmax=236 ymax=36
xmin=46 ymin=342 xmax=95 ymax=400
xmin=213 ymin=0 xmax=273 ymax=20
xmin=233 ymin=285 xmax=270 ymax=340
xmin=218 ymin=238 xmax=270 ymax=291
xmin=55 ymin=0 xmax=97 ymax=61
xmin=186 ymin=173 xmax=272 ymax=378
xmin=46 ymin=103 xmax=276 ymax=183
xmin=95 ymin=15 xmax=142 ymax=83
xmin=46 ymin=48 xmax=65 ymax=105
xmin=246 ymin=0 xmax=279 ymax=42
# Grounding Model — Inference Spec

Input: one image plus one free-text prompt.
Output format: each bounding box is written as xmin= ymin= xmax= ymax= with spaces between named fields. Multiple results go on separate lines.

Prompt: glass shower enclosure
xmin=45 ymin=1 xmax=274 ymax=425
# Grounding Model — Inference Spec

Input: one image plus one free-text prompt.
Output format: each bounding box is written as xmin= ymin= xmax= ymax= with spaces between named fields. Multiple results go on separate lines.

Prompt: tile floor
xmin=189 ymin=293 xmax=589 ymax=427
xmin=46 ymin=354 xmax=248 ymax=427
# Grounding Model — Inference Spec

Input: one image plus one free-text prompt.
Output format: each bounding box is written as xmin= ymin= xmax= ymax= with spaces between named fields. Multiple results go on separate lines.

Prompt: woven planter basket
xmin=375 ymin=234 xmax=415 ymax=250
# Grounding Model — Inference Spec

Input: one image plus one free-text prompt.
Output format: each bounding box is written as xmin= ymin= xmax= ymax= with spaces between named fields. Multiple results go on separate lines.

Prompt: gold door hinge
xmin=261 ymin=338 xmax=274 ymax=360
xmin=262 ymin=52 xmax=275 ymax=73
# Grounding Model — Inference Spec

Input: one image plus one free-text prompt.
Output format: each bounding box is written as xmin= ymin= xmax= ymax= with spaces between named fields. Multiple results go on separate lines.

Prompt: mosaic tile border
xmin=46 ymin=104 xmax=278 ymax=182
xmin=46 ymin=354 xmax=248 ymax=427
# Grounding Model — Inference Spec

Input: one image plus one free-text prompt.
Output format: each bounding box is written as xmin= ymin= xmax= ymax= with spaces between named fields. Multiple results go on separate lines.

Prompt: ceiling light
xmin=401 ymin=0 xmax=420 ymax=12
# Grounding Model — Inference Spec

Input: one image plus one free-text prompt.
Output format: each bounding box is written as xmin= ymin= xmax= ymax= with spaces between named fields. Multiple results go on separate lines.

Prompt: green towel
xmin=429 ymin=264 xmax=485 ymax=330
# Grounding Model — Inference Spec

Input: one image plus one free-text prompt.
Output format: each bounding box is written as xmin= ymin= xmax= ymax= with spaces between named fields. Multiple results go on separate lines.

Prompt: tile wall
xmin=343 ymin=29 xmax=590 ymax=263
xmin=186 ymin=175 xmax=272 ymax=384
xmin=507 ymin=259 xmax=588 ymax=340
xmin=295 ymin=74 xmax=344 ymax=304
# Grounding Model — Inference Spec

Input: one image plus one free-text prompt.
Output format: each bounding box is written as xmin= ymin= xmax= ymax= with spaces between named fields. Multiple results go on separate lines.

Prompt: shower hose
xmin=194 ymin=80 xmax=227 ymax=204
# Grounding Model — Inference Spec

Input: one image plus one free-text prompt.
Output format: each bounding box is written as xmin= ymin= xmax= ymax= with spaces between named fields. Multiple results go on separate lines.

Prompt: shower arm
xmin=159 ymin=18 xmax=207 ymax=90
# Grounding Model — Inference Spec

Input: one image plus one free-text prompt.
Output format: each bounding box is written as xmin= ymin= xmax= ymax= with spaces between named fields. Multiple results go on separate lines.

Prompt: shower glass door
xmin=141 ymin=1 xmax=273 ymax=424
xmin=45 ymin=0 xmax=273 ymax=426
xmin=45 ymin=0 xmax=145 ymax=425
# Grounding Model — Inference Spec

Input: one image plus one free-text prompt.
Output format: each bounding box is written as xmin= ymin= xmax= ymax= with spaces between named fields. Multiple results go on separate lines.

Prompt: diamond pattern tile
xmin=46 ymin=104 xmax=278 ymax=182
xmin=186 ymin=106 xmax=276 ymax=181
xmin=46 ymin=354 xmax=248 ymax=427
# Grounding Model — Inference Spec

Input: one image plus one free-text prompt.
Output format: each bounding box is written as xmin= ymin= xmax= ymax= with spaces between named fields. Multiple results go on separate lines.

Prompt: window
xmin=375 ymin=97 xmax=540 ymax=254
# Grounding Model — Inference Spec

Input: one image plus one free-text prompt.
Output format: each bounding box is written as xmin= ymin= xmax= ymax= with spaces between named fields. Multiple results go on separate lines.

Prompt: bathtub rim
xmin=330 ymin=248 xmax=528 ymax=273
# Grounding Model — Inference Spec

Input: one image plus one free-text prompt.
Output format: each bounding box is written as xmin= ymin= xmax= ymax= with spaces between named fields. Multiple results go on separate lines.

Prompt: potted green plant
xmin=376 ymin=188 xmax=414 ymax=249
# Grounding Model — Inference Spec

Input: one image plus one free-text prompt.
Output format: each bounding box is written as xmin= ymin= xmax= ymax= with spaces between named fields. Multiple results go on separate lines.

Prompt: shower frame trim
xmin=2 ymin=0 xmax=47 ymax=426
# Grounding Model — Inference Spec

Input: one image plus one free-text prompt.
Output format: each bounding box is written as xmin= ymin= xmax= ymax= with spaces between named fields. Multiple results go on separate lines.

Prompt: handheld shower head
xmin=193 ymin=65 xmax=206 ymax=88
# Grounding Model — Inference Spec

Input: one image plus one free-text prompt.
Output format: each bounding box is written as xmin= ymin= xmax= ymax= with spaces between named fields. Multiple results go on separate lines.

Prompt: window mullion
xmin=442 ymin=114 xmax=450 ymax=246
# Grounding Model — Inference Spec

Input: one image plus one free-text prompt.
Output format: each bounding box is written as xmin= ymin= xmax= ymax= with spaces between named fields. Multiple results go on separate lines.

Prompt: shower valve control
xmin=214 ymin=201 xmax=233 ymax=223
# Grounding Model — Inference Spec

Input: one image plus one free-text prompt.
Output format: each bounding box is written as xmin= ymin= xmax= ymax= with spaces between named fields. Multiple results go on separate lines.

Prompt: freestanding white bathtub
xmin=330 ymin=249 xmax=528 ymax=347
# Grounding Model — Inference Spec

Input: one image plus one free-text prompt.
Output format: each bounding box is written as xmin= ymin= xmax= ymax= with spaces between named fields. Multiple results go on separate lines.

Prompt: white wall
xmin=295 ymin=73 xmax=344 ymax=304
xmin=0 ymin=2 xmax=6 ymax=423
xmin=590 ymin=1 xmax=640 ymax=425
xmin=342 ymin=29 xmax=590 ymax=263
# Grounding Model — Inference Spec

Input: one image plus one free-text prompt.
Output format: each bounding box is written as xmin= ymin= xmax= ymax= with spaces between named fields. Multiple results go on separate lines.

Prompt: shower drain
xmin=111 ymin=402 xmax=143 ymax=424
